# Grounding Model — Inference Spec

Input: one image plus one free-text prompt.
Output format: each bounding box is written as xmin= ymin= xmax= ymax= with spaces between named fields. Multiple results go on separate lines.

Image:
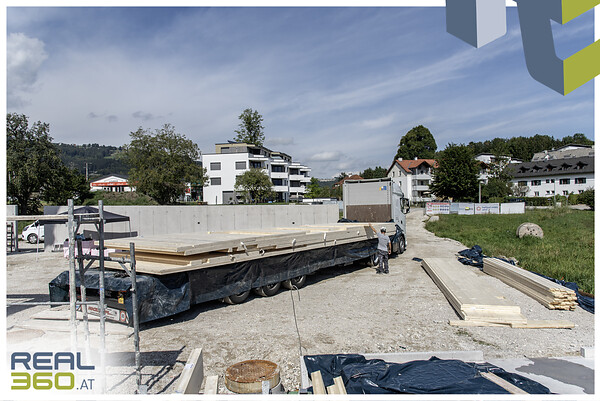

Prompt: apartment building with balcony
xmin=201 ymin=142 xmax=311 ymax=204
xmin=386 ymin=158 xmax=438 ymax=203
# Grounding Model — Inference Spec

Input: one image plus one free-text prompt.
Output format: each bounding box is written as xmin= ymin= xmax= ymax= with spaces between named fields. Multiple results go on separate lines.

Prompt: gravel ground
xmin=5 ymin=208 xmax=594 ymax=395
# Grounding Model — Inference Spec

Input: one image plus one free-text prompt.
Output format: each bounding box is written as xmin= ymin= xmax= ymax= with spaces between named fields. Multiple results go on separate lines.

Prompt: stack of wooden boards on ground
xmin=104 ymin=223 xmax=396 ymax=275
xmin=421 ymin=258 xmax=574 ymax=329
xmin=483 ymin=258 xmax=577 ymax=311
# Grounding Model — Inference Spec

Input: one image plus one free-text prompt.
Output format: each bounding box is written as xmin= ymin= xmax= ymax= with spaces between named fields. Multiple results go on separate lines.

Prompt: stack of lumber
xmin=103 ymin=222 xmax=396 ymax=275
xmin=310 ymin=371 xmax=347 ymax=395
xmin=483 ymin=258 xmax=577 ymax=311
xmin=421 ymin=258 xmax=574 ymax=329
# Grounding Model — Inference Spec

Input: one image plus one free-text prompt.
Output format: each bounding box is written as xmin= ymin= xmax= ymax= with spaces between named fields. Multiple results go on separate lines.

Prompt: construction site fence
xmin=425 ymin=202 xmax=525 ymax=215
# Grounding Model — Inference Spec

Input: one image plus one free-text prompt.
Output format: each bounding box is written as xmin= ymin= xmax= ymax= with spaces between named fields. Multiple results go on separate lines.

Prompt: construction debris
xmin=516 ymin=222 xmax=544 ymax=238
xmin=483 ymin=258 xmax=577 ymax=311
xmin=224 ymin=360 xmax=280 ymax=394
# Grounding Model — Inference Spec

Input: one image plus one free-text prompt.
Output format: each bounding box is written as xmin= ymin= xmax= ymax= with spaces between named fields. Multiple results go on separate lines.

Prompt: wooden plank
xmin=175 ymin=348 xmax=204 ymax=394
xmin=310 ymin=371 xmax=327 ymax=395
xmin=326 ymin=384 xmax=339 ymax=394
xmin=483 ymin=258 xmax=577 ymax=310
xmin=334 ymin=376 xmax=347 ymax=394
xmin=510 ymin=320 xmax=575 ymax=329
xmin=480 ymin=372 xmax=528 ymax=394
xmin=203 ymin=375 xmax=219 ymax=394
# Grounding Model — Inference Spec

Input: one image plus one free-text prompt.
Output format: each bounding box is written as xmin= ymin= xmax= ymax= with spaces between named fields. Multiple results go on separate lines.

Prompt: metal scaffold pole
xmin=97 ymin=200 xmax=107 ymax=393
xmin=68 ymin=199 xmax=77 ymax=354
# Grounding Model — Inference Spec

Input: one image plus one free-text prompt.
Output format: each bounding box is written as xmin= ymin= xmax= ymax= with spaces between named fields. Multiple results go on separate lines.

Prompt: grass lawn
xmin=425 ymin=208 xmax=594 ymax=295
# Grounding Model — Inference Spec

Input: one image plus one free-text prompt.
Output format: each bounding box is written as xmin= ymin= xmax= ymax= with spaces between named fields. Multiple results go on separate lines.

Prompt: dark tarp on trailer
xmin=303 ymin=354 xmax=551 ymax=394
xmin=49 ymin=233 xmax=402 ymax=324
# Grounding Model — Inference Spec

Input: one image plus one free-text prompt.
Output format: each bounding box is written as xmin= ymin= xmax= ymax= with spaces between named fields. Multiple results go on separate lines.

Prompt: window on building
xmin=210 ymin=162 xmax=221 ymax=171
xmin=272 ymin=178 xmax=283 ymax=186
xmin=271 ymin=165 xmax=286 ymax=173
xmin=563 ymin=191 xmax=569 ymax=195
xmin=290 ymin=181 xmax=301 ymax=187
xmin=559 ymin=178 xmax=570 ymax=185
xmin=575 ymin=177 xmax=587 ymax=184
xmin=250 ymin=161 xmax=263 ymax=169
xmin=210 ymin=177 xmax=221 ymax=185
xmin=579 ymin=190 xmax=585 ymax=194
xmin=289 ymin=168 xmax=299 ymax=175
xmin=534 ymin=191 xmax=539 ymax=196
xmin=235 ymin=161 xmax=246 ymax=170
xmin=531 ymin=180 xmax=541 ymax=186
xmin=546 ymin=179 xmax=551 ymax=183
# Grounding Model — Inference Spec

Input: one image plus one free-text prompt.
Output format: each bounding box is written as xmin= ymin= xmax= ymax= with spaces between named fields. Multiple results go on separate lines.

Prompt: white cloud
xmin=265 ymin=137 xmax=294 ymax=146
xmin=7 ymin=33 xmax=48 ymax=108
xmin=307 ymin=151 xmax=343 ymax=162
xmin=361 ymin=114 xmax=396 ymax=130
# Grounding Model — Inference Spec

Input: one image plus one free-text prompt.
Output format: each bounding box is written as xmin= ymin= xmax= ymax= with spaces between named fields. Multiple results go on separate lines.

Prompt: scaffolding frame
xmin=6 ymin=199 xmax=143 ymax=394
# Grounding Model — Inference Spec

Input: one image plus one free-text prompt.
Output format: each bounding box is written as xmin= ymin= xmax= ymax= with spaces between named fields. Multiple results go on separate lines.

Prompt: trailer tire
xmin=223 ymin=290 xmax=251 ymax=305
xmin=398 ymin=235 xmax=406 ymax=254
xmin=254 ymin=282 xmax=281 ymax=297
xmin=282 ymin=275 xmax=307 ymax=290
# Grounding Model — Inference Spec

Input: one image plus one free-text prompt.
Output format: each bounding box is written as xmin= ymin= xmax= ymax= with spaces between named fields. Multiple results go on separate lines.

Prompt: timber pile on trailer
xmin=104 ymin=223 xmax=397 ymax=275
xmin=421 ymin=258 xmax=574 ymax=329
xmin=483 ymin=258 xmax=577 ymax=311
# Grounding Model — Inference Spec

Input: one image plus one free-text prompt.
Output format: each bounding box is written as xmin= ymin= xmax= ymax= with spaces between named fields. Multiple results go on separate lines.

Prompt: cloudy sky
xmin=6 ymin=3 xmax=596 ymax=178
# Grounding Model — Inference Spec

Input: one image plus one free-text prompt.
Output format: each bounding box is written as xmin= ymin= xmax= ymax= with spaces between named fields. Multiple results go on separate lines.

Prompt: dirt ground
xmin=5 ymin=208 xmax=594 ymax=395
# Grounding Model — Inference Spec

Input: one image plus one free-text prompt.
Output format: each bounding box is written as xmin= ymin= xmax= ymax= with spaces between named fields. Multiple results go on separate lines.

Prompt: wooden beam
xmin=203 ymin=375 xmax=219 ymax=394
xmin=480 ymin=372 xmax=528 ymax=394
xmin=175 ymin=348 xmax=204 ymax=394
xmin=310 ymin=371 xmax=327 ymax=395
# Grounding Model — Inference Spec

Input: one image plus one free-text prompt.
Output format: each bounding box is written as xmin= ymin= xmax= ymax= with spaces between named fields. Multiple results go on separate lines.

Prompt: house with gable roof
xmin=386 ymin=158 xmax=438 ymax=203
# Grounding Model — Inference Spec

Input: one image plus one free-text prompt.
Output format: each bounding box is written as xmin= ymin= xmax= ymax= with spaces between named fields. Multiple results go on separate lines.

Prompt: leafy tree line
xmin=465 ymin=133 xmax=593 ymax=162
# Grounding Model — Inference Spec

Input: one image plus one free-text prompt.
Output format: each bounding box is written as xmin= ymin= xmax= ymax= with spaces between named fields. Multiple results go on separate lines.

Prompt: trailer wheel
xmin=398 ymin=235 xmax=406 ymax=254
xmin=223 ymin=290 xmax=251 ymax=305
xmin=366 ymin=253 xmax=379 ymax=267
xmin=282 ymin=275 xmax=307 ymax=290
xmin=254 ymin=282 xmax=281 ymax=297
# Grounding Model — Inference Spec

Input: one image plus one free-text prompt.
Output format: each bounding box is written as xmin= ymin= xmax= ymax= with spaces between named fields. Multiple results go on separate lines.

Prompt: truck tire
xmin=282 ymin=275 xmax=307 ymax=290
xmin=27 ymin=234 xmax=38 ymax=244
xmin=254 ymin=282 xmax=281 ymax=297
xmin=398 ymin=235 xmax=406 ymax=254
xmin=223 ymin=290 xmax=251 ymax=305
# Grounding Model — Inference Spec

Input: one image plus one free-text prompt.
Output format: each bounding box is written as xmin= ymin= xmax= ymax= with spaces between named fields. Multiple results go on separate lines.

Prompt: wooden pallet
xmin=421 ymin=258 xmax=574 ymax=329
xmin=483 ymin=258 xmax=577 ymax=311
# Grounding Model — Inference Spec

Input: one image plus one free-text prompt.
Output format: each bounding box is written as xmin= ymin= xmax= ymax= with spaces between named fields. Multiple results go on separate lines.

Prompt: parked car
xmin=21 ymin=221 xmax=44 ymax=244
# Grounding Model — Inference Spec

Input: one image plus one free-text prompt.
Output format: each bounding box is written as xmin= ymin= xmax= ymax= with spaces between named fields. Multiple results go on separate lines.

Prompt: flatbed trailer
xmin=49 ymin=222 xmax=405 ymax=325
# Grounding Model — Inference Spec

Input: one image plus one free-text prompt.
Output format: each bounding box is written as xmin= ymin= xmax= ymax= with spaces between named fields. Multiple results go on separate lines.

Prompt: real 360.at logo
xmin=10 ymin=352 xmax=96 ymax=391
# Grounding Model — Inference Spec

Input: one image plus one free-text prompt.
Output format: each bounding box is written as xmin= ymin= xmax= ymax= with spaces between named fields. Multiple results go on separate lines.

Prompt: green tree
xmin=430 ymin=144 xmax=479 ymax=201
xmin=306 ymin=177 xmax=331 ymax=198
xmin=481 ymin=154 xmax=514 ymax=201
xmin=234 ymin=168 xmax=274 ymax=203
xmin=361 ymin=166 xmax=387 ymax=179
xmin=42 ymin=166 xmax=92 ymax=206
xmin=120 ymin=124 xmax=206 ymax=204
xmin=234 ymin=108 xmax=265 ymax=146
xmin=578 ymin=189 xmax=594 ymax=210
xmin=6 ymin=113 xmax=65 ymax=215
xmin=395 ymin=125 xmax=437 ymax=160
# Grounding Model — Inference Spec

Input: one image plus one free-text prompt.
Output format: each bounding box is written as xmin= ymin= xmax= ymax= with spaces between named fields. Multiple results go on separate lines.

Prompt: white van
xmin=21 ymin=221 xmax=45 ymax=244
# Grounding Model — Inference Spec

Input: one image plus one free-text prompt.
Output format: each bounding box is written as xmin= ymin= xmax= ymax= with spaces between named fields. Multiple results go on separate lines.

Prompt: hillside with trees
xmin=56 ymin=143 xmax=128 ymax=177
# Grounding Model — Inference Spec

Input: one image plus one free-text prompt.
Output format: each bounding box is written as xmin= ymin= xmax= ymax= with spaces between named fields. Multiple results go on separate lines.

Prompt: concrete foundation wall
xmin=43 ymin=204 xmax=339 ymax=250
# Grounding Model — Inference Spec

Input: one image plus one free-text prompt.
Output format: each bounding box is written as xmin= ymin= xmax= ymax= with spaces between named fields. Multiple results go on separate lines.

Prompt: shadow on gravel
xmin=6 ymin=293 xmax=50 ymax=315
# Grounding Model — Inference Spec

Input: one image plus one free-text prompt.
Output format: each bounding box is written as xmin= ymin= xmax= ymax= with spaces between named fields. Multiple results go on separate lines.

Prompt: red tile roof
xmin=389 ymin=159 xmax=438 ymax=174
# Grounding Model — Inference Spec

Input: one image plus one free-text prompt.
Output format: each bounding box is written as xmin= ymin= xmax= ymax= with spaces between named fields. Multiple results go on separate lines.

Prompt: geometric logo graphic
xmin=446 ymin=0 xmax=600 ymax=95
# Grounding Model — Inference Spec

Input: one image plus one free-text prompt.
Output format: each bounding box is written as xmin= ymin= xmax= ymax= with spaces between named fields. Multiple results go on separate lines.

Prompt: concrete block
xmin=580 ymin=347 xmax=594 ymax=359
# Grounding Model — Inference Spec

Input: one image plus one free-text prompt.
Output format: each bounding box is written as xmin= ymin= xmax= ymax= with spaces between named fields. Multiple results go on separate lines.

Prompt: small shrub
xmin=578 ymin=189 xmax=594 ymax=210
xmin=83 ymin=191 xmax=158 ymax=206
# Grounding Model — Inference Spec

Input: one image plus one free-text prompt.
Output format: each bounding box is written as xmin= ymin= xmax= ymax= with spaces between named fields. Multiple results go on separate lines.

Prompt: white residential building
xmin=506 ymin=156 xmax=594 ymax=197
xmin=386 ymin=158 xmax=438 ymax=203
xmin=475 ymin=154 xmax=523 ymax=184
xmin=201 ymin=142 xmax=311 ymax=204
